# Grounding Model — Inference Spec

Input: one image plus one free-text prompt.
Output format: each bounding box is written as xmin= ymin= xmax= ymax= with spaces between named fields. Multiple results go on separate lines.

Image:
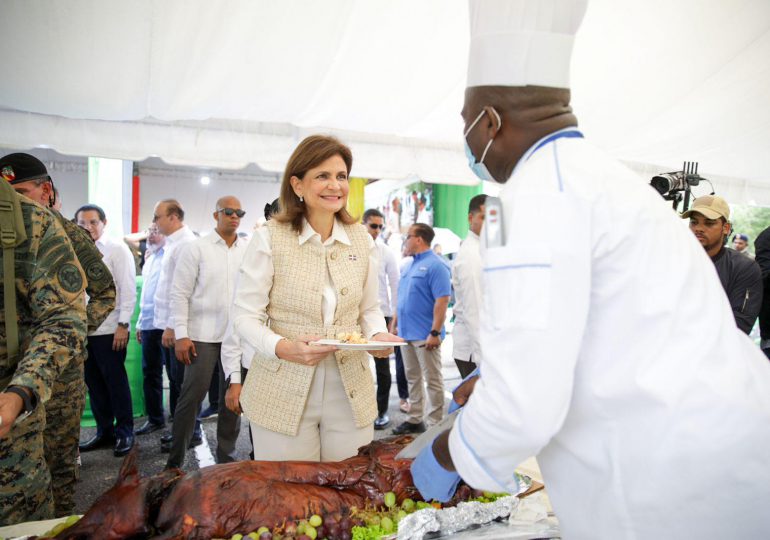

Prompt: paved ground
xmin=73 ymin=340 xmax=464 ymax=514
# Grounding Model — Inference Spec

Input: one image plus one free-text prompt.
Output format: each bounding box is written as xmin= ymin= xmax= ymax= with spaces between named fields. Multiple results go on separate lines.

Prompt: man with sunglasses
xmin=165 ymin=196 xmax=248 ymax=469
xmin=362 ymin=209 xmax=405 ymax=430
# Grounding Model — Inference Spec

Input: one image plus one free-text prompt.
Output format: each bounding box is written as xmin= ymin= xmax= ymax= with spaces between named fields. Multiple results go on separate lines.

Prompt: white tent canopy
xmin=1 ymin=0 xmax=769 ymax=200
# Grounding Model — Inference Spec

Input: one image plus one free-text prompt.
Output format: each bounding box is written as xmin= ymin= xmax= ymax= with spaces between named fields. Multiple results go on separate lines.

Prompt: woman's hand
xmin=225 ymin=383 xmax=242 ymax=415
xmin=368 ymin=332 xmax=404 ymax=358
xmin=275 ymin=335 xmax=337 ymax=366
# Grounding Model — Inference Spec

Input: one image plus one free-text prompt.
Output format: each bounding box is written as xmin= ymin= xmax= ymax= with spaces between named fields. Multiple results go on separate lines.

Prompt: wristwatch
xmin=117 ymin=322 xmax=129 ymax=329
xmin=5 ymin=386 xmax=37 ymax=422
xmin=429 ymin=329 xmax=440 ymax=337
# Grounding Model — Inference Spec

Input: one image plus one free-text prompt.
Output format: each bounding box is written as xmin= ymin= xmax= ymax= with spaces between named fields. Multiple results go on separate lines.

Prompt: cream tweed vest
xmin=240 ymin=219 xmax=378 ymax=436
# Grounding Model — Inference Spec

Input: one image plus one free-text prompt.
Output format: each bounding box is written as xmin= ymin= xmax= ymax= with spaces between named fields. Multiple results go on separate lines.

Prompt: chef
xmin=410 ymin=1 xmax=770 ymax=538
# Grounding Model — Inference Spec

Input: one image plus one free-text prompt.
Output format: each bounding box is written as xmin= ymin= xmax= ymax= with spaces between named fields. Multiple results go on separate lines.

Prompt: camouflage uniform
xmin=43 ymin=210 xmax=115 ymax=516
xmin=0 ymin=197 xmax=87 ymax=526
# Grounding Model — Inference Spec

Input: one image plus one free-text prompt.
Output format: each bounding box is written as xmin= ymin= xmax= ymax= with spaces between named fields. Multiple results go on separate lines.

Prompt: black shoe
xmin=113 ymin=436 xmax=135 ymax=457
xmin=79 ymin=433 xmax=115 ymax=452
xmin=160 ymin=432 xmax=173 ymax=444
xmin=392 ymin=421 xmax=426 ymax=435
xmin=198 ymin=405 xmax=218 ymax=420
xmin=189 ymin=433 xmax=203 ymax=448
xmin=160 ymin=440 xmax=172 ymax=453
xmin=136 ymin=421 xmax=165 ymax=435
xmin=374 ymin=414 xmax=391 ymax=430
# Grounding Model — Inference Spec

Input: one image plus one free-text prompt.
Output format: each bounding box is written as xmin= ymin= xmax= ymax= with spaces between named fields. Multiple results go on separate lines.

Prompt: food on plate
xmin=336 ymin=332 xmax=367 ymax=344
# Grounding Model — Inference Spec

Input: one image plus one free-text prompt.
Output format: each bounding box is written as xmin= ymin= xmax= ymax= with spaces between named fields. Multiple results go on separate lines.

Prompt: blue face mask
xmin=464 ymin=108 xmax=500 ymax=182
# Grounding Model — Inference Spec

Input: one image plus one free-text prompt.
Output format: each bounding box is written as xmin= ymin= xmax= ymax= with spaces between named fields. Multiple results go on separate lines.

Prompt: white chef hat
xmin=467 ymin=0 xmax=588 ymax=89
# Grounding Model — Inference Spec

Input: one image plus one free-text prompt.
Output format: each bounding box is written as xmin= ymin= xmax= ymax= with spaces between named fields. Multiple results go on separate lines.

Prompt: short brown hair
xmin=274 ymin=135 xmax=356 ymax=233
xmin=159 ymin=198 xmax=185 ymax=221
xmin=411 ymin=223 xmax=435 ymax=245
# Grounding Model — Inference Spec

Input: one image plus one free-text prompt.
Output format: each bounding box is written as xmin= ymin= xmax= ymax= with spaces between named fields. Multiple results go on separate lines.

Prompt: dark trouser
xmin=216 ymin=359 xmax=241 ymax=463
xmin=84 ymin=334 xmax=134 ymax=439
xmin=207 ymin=363 xmax=220 ymax=411
xmin=394 ymin=345 xmax=409 ymax=400
xmin=454 ymin=356 xmax=478 ymax=379
xmin=163 ymin=344 xmax=181 ymax=416
xmin=375 ymin=317 xmax=394 ymax=417
xmin=140 ymin=329 xmax=166 ymax=425
xmin=167 ymin=341 xmax=220 ymax=468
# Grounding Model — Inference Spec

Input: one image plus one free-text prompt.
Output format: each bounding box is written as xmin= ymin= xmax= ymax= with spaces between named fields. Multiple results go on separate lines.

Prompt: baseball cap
xmin=681 ymin=195 xmax=730 ymax=221
xmin=0 ymin=153 xmax=50 ymax=185
xmin=734 ymin=233 xmax=749 ymax=242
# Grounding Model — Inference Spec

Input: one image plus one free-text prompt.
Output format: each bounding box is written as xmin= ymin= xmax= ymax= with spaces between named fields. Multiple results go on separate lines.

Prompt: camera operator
xmin=683 ymin=195 xmax=762 ymax=334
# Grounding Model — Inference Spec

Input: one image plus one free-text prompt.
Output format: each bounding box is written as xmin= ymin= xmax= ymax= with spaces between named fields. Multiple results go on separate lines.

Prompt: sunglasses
xmin=368 ymin=223 xmax=384 ymax=230
xmin=218 ymin=208 xmax=246 ymax=218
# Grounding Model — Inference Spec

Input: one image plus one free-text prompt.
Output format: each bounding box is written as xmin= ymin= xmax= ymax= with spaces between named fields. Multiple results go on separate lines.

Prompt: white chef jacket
xmin=376 ymin=239 xmax=399 ymax=317
xmin=170 ymin=231 xmax=247 ymax=343
xmin=448 ymin=131 xmax=770 ymax=538
xmin=153 ymin=225 xmax=196 ymax=330
xmin=451 ymin=230 xmax=483 ymax=363
xmin=90 ymin=235 xmax=136 ymax=336
xmin=232 ymin=218 xmax=387 ymax=360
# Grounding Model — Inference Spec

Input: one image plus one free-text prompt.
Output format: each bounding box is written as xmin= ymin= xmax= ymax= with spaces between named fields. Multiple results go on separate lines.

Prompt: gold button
xmin=330 ymin=252 xmax=338 ymax=260
xmin=349 ymin=389 xmax=356 ymax=398
xmin=341 ymin=287 xmax=348 ymax=295
xmin=340 ymin=358 xmax=346 ymax=365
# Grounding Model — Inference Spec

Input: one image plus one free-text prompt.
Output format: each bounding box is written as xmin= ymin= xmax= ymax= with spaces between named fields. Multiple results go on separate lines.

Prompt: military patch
xmin=57 ymin=263 xmax=84 ymax=293
xmin=86 ymin=262 xmax=106 ymax=282
xmin=1 ymin=165 xmax=15 ymax=182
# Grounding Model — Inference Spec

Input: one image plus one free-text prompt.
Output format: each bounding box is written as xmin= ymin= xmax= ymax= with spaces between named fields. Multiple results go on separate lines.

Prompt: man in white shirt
xmin=411 ymin=2 xmax=770 ymax=538
xmin=451 ymin=194 xmax=486 ymax=378
xmin=134 ymin=224 xmax=168 ymax=435
xmin=363 ymin=209 xmax=402 ymax=430
xmin=75 ymin=204 xmax=137 ymax=457
xmin=165 ymin=196 xmax=248 ymax=469
xmin=151 ymin=199 xmax=198 ymax=448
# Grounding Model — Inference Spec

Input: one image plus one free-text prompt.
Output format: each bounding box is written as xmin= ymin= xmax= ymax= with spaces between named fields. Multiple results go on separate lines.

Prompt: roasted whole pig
xmin=54 ymin=435 xmax=470 ymax=540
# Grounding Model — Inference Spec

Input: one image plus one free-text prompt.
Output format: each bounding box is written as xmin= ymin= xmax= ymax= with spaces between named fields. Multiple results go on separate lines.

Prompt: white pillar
xmin=87 ymin=157 xmax=133 ymax=237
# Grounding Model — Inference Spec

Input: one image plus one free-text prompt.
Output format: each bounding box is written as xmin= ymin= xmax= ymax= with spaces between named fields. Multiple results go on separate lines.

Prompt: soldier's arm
xmin=56 ymin=212 xmax=116 ymax=332
xmin=9 ymin=210 xmax=87 ymax=405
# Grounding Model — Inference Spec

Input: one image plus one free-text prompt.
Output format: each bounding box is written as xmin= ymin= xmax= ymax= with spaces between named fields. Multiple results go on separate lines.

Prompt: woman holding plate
xmin=231 ymin=135 xmax=403 ymax=461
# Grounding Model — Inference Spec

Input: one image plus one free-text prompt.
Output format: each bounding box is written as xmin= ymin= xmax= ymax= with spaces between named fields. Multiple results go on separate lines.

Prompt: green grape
xmin=396 ymin=509 xmax=407 ymax=522
xmin=257 ymin=527 xmax=270 ymax=535
xmin=231 ymin=534 xmax=243 ymax=540
xmin=383 ymin=491 xmax=396 ymax=508
xmin=297 ymin=520 xmax=308 ymax=534
xmin=64 ymin=515 xmax=80 ymax=527
xmin=416 ymin=501 xmax=431 ymax=510
xmin=248 ymin=532 xmax=259 ymax=539
xmin=308 ymin=514 xmax=323 ymax=527
xmin=401 ymin=498 xmax=415 ymax=512
xmin=380 ymin=516 xmax=394 ymax=533
xmin=304 ymin=525 xmax=317 ymax=539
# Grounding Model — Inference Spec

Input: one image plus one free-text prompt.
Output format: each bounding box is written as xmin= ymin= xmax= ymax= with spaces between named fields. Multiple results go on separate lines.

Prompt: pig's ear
xmin=117 ymin=445 xmax=140 ymax=485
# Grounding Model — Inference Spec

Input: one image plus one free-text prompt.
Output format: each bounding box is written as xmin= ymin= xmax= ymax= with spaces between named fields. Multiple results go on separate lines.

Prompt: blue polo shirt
xmin=397 ymin=249 xmax=452 ymax=341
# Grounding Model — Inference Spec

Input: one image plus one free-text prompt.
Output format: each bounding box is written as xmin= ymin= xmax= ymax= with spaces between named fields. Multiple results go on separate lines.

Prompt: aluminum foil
xmin=395 ymin=473 xmax=535 ymax=540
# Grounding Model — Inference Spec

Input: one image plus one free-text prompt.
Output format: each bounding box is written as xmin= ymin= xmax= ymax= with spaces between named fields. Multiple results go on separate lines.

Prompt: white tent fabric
xmin=1 ymin=0 xmax=769 ymax=199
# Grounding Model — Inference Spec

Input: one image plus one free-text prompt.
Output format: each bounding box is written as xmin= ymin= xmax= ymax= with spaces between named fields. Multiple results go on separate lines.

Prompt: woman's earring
xmin=299 ymin=195 xmax=304 ymax=203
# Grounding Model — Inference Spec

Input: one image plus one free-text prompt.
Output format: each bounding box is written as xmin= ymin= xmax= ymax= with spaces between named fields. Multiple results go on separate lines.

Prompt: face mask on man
xmin=463 ymin=107 xmax=501 ymax=182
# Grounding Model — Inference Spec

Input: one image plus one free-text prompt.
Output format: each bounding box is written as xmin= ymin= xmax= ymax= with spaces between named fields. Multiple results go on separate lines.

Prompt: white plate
xmin=310 ymin=339 xmax=405 ymax=350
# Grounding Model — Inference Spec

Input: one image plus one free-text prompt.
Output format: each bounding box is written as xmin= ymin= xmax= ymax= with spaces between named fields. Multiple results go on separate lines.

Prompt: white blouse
xmin=232 ymin=218 xmax=387 ymax=360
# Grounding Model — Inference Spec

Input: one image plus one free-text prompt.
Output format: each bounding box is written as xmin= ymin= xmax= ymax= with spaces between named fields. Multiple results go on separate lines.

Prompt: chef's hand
xmin=448 ymin=367 xmax=480 ymax=413
xmin=175 ymin=337 xmax=197 ymax=365
xmin=368 ymin=332 xmax=404 ymax=358
xmin=225 ymin=383 xmax=242 ymax=415
xmin=410 ymin=432 xmax=461 ymax=503
xmin=277 ymin=335 xmax=337 ymax=366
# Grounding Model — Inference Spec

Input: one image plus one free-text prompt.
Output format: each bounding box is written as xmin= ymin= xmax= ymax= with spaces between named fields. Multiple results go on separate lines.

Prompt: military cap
xmin=0 ymin=152 xmax=51 ymax=185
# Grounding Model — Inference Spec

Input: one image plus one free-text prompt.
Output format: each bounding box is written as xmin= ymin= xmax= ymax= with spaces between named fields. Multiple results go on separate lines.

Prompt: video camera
xmin=650 ymin=161 xmax=710 ymax=213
